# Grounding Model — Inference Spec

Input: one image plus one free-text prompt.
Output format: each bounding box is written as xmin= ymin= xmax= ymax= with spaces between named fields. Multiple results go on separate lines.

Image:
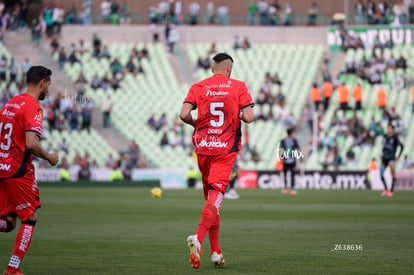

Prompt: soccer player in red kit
xmin=180 ymin=53 xmax=254 ymax=269
xmin=0 ymin=66 xmax=59 ymax=275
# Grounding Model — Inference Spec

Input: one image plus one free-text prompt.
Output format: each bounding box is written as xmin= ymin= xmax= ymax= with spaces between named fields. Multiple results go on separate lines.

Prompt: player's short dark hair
xmin=26 ymin=66 xmax=52 ymax=85
xmin=287 ymin=127 xmax=295 ymax=136
xmin=212 ymin=53 xmax=233 ymax=64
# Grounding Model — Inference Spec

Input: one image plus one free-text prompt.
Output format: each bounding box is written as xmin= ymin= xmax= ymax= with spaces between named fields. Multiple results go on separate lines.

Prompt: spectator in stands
xmin=66 ymin=2 xmax=78 ymax=24
xmin=251 ymin=146 xmax=261 ymax=163
xmin=105 ymin=153 xmax=115 ymax=169
xmin=303 ymin=102 xmax=313 ymax=132
xmin=110 ymin=58 xmax=122 ymax=76
xmin=396 ymin=55 xmax=407 ymax=70
xmin=322 ymin=80 xmax=333 ymax=111
xmin=100 ymin=45 xmax=111 ymax=59
xmin=8 ymin=58 xmax=18 ymax=82
xmin=156 ymin=113 xmax=168 ymax=131
xmin=196 ymin=56 xmax=210 ymax=70
xmin=377 ymin=86 xmax=387 ymax=110
xmin=44 ymin=5 xmax=54 ymax=37
xmin=247 ymin=1 xmax=258 ymax=25
xmin=127 ymin=140 xmax=141 ymax=168
xmin=50 ymin=37 xmax=59 ymax=55
xmin=217 ymin=4 xmax=229 ymax=25
xmin=402 ymin=155 xmax=411 ymax=170
xmin=78 ymin=161 xmax=91 ymax=180
xmin=92 ymin=33 xmax=102 ymax=54
xmin=354 ymin=0 xmax=365 ymax=24
xmin=101 ymin=0 xmax=112 ymax=23
xmin=208 ymin=42 xmax=217 ymax=54
xmin=319 ymin=131 xmax=333 ymax=150
xmin=68 ymin=50 xmax=80 ymax=65
xmin=307 ymin=2 xmax=318 ymax=25
xmin=232 ymin=35 xmax=241 ymax=50
xmin=101 ymin=94 xmax=113 ymax=128
xmin=101 ymin=75 xmax=111 ymax=91
xmin=20 ymin=57 xmax=31 ymax=77
xmin=45 ymin=104 xmax=55 ymax=130
xmin=75 ymin=71 xmax=88 ymax=84
xmin=346 ymin=146 xmax=356 ymax=165
xmin=352 ymin=82 xmax=363 ymax=111
xmin=242 ymin=37 xmax=251 ymax=49
xmin=53 ymin=4 xmax=64 ymax=35
xmin=310 ymin=83 xmax=321 ymax=111
xmin=272 ymin=72 xmax=282 ymax=86
xmin=78 ymin=39 xmax=87 ymax=55
xmin=167 ymin=24 xmax=179 ymax=54
xmin=58 ymin=47 xmax=66 ymax=70
xmin=147 ymin=113 xmax=156 ymax=129
xmin=125 ymin=57 xmax=136 ymax=74
xmin=111 ymin=75 xmax=120 ymax=90
xmin=67 ymin=106 xmax=79 ymax=130
xmin=258 ymin=0 xmax=268 ymax=25
xmin=369 ymin=69 xmax=381 ymax=84
xmin=188 ymin=1 xmax=200 ymax=25
xmin=81 ymin=98 xmax=94 ymax=133
xmin=338 ymin=83 xmax=349 ymax=112
xmin=59 ymin=138 xmax=69 ymax=154
xmin=275 ymin=89 xmax=285 ymax=107
xmin=90 ymin=74 xmax=101 ymax=89
xmin=332 ymin=148 xmax=343 ymax=170
xmin=160 ymin=132 xmax=169 ymax=147
xmin=56 ymin=114 xmax=66 ymax=132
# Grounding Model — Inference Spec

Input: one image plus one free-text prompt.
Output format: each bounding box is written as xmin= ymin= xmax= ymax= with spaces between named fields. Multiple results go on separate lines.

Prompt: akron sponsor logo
xmin=257 ymin=171 xmax=368 ymax=190
xmin=0 ymin=163 xmax=11 ymax=171
xmin=206 ymin=90 xmax=229 ymax=97
xmin=197 ymin=139 xmax=228 ymax=148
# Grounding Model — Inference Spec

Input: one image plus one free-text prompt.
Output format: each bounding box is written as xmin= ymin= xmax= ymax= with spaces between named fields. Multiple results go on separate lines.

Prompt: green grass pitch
xmin=1 ymin=187 xmax=413 ymax=274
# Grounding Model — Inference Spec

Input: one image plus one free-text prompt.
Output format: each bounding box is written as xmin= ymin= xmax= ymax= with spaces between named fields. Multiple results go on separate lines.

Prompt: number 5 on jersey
xmin=210 ymin=102 xmax=224 ymax=127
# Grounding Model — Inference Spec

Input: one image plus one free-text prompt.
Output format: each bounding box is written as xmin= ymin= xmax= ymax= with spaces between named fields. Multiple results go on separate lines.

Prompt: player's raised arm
xmin=180 ymin=102 xmax=196 ymax=127
xmin=26 ymin=132 xmax=59 ymax=166
xmin=241 ymin=106 xmax=254 ymax=123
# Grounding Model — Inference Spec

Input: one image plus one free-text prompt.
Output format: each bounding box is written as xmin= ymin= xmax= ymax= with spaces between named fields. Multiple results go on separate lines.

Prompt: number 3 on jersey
xmin=0 ymin=122 xmax=13 ymax=150
xmin=210 ymin=102 xmax=224 ymax=127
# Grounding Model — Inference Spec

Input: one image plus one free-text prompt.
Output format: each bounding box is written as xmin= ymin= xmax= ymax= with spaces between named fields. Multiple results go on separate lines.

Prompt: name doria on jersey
xmin=198 ymin=139 xmax=228 ymax=148
xmin=206 ymin=90 xmax=229 ymax=97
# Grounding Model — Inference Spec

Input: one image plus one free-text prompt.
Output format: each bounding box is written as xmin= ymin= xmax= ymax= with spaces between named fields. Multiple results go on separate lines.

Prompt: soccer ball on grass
xmin=151 ymin=187 xmax=162 ymax=198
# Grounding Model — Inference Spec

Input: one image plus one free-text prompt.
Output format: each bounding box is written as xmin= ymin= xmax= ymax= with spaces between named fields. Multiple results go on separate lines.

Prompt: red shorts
xmin=197 ymin=152 xmax=237 ymax=200
xmin=0 ymin=167 xmax=40 ymax=221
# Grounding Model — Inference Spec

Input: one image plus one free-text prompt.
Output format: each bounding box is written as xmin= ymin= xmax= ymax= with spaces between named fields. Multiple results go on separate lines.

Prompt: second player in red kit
xmin=0 ymin=66 xmax=59 ymax=275
xmin=180 ymin=53 xmax=254 ymax=269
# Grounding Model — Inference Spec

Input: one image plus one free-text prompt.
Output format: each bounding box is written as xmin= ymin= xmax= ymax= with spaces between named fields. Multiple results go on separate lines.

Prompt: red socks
xmin=7 ymin=223 xmax=35 ymax=272
xmin=196 ymin=189 xmax=223 ymax=252
xmin=208 ymin=214 xmax=221 ymax=254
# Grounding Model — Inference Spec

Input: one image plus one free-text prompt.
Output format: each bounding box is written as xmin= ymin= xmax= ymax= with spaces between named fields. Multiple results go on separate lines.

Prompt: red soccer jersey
xmin=0 ymin=93 xmax=43 ymax=179
xmin=184 ymin=74 xmax=254 ymax=155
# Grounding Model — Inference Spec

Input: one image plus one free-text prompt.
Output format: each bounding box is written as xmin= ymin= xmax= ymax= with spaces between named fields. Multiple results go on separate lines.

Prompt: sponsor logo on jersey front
xmin=0 ymin=152 xmax=10 ymax=158
xmin=0 ymin=163 xmax=11 ymax=171
xmin=206 ymin=90 xmax=229 ymax=97
xmin=2 ymin=109 xmax=15 ymax=117
xmin=198 ymin=139 xmax=228 ymax=148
